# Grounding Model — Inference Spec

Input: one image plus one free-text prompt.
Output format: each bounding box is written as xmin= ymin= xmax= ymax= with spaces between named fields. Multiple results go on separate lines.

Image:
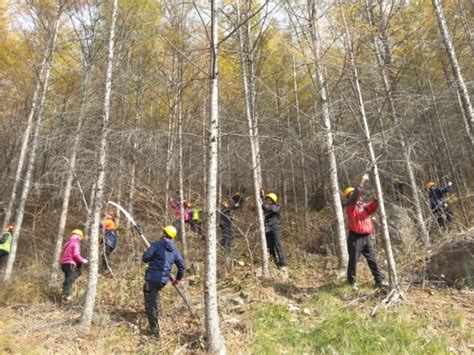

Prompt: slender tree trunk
xmin=427 ymin=74 xmax=469 ymax=226
xmin=432 ymin=0 xmax=474 ymax=145
xmin=291 ymin=52 xmax=309 ymax=229
xmin=177 ymin=57 xmax=187 ymax=257
xmin=3 ymin=10 xmax=61 ymax=282
xmin=205 ymin=1 xmax=225 ymax=353
xmin=50 ymin=62 xmax=92 ymax=286
xmin=236 ymin=0 xmax=269 ymax=277
xmin=307 ymin=0 xmax=348 ymax=269
xmin=341 ymin=5 xmax=399 ymax=288
xmin=81 ymin=0 xmax=118 ymax=328
xmin=128 ymin=59 xmax=143 ymax=218
xmin=366 ymin=0 xmax=430 ymax=247
xmin=164 ymin=98 xmax=175 ymax=214
xmin=1 ymin=23 xmax=53 ymax=231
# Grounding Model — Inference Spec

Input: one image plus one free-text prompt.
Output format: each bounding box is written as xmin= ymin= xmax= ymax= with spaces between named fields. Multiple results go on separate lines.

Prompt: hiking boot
xmin=376 ymin=281 xmax=389 ymax=289
xmin=147 ymin=327 xmax=160 ymax=339
xmin=351 ymin=283 xmax=358 ymax=291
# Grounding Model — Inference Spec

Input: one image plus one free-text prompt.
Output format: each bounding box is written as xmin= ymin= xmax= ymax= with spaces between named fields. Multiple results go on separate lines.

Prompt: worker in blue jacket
xmin=142 ymin=225 xmax=185 ymax=337
xmin=426 ymin=181 xmax=453 ymax=227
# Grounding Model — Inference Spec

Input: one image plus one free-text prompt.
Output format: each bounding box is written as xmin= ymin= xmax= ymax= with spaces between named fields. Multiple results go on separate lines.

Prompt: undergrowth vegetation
xmin=252 ymin=283 xmax=473 ymax=354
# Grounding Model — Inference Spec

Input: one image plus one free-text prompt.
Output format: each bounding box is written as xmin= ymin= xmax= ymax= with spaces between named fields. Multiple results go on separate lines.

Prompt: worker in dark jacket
xmin=426 ymin=181 xmax=453 ymax=227
xmin=142 ymin=225 xmax=185 ymax=337
xmin=344 ymin=174 xmax=385 ymax=290
xmin=219 ymin=200 xmax=240 ymax=248
xmin=261 ymin=190 xmax=287 ymax=270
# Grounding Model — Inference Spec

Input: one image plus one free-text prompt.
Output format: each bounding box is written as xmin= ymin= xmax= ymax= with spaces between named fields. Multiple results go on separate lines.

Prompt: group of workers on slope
xmin=168 ymin=193 xmax=202 ymax=238
xmin=0 ymin=177 xmax=454 ymax=337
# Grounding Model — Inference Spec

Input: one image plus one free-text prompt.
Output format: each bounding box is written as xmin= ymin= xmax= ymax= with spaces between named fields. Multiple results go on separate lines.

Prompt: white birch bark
xmin=164 ymin=97 xmax=175 ymax=214
xmin=432 ymin=0 xmax=474 ymax=146
xmin=3 ymin=10 xmax=61 ymax=282
xmin=81 ymin=0 xmax=118 ymax=328
xmin=128 ymin=59 xmax=143 ymax=218
xmin=291 ymin=52 xmax=309 ymax=228
xmin=366 ymin=0 xmax=431 ymax=247
xmin=1 ymin=28 xmax=51 ymax=232
xmin=340 ymin=5 xmax=399 ymax=288
xmin=236 ymin=0 xmax=269 ymax=278
xmin=307 ymin=0 xmax=348 ymax=269
xmin=177 ymin=60 xmax=187 ymax=257
xmin=50 ymin=61 xmax=92 ymax=285
xmin=205 ymin=0 xmax=226 ymax=352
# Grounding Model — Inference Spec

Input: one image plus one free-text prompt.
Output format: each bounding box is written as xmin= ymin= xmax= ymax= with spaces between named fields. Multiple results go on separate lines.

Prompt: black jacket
xmin=262 ymin=203 xmax=281 ymax=230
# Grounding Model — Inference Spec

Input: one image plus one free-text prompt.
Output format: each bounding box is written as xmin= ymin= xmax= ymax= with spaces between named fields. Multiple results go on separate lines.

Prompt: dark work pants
xmin=190 ymin=220 xmax=202 ymax=235
xmin=266 ymin=226 xmax=287 ymax=268
xmin=220 ymin=225 xmax=233 ymax=249
xmin=0 ymin=250 xmax=8 ymax=267
xmin=61 ymin=263 xmax=79 ymax=296
xmin=347 ymin=231 xmax=384 ymax=285
xmin=143 ymin=281 xmax=166 ymax=331
xmin=433 ymin=205 xmax=453 ymax=227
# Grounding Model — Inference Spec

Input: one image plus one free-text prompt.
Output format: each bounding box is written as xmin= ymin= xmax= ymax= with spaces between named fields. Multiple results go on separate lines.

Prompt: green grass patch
xmin=252 ymin=284 xmax=456 ymax=354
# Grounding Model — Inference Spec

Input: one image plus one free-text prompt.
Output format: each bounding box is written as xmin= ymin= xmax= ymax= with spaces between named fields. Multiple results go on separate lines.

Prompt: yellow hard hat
xmin=163 ymin=225 xmax=177 ymax=239
xmin=71 ymin=229 xmax=84 ymax=239
xmin=343 ymin=187 xmax=355 ymax=198
xmin=426 ymin=181 xmax=436 ymax=189
xmin=265 ymin=193 xmax=278 ymax=203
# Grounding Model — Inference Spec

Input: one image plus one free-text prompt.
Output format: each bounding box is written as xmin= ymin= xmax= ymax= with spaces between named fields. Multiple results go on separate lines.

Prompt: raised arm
xmin=142 ymin=244 xmax=155 ymax=263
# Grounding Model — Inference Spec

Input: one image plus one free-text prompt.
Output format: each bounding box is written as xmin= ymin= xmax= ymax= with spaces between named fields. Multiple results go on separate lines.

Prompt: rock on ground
xmin=427 ymin=229 xmax=474 ymax=288
xmin=383 ymin=201 xmax=418 ymax=250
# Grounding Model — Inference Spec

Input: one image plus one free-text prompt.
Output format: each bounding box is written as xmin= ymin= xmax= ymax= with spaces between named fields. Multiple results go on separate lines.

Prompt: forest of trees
xmin=0 ymin=0 xmax=472 ymax=352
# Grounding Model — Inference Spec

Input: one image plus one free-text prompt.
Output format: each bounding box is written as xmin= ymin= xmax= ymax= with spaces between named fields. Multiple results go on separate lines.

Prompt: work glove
xmin=82 ymin=259 xmax=89 ymax=264
xmin=447 ymin=181 xmax=453 ymax=187
xmin=362 ymin=173 xmax=369 ymax=181
xmin=171 ymin=279 xmax=179 ymax=286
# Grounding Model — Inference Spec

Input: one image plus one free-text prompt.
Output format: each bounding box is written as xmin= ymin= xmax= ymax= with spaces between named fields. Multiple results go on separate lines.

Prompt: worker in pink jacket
xmin=168 ymin=192 xmax=190 ymax=239
xmin=60 ymin=229 xmax=88 ymax=300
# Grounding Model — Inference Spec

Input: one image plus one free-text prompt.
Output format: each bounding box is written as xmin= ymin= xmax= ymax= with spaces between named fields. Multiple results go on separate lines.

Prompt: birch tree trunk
xmin=128 ymin=58 xmax=143 ymax=218
xmin=432 ymin=0 xmax=474 ymax=146
xmin=236 ymin=0 xmax=269 ymax=278
xmin=426 ymin=74 xmax=469 ymax=226
xmin=291 ymin=52 xmax=309 ymax=229
xmin=50 ymin=61 xmax=92 ymax=286
xmin=205 ymin=0 xmax=225 ymax=352
xmin=81 ymin=0 xmax=118 ymax=328
xmin=366 ymin=0 xmax=430 ymax=247
xmin=3 ymin=9 xmax=61 ymax=282
xmin=340 ymin=5 xmax=399 ymax=289
xmin=177 ymin=62 xmax=188 ymax=257
xmin=1 ymin=17 xmax=54 ymax=232
xmin=307 ymin=0 xmax=348 ymax=269
xmin=164 ymin=98 xmax=175 ymax=214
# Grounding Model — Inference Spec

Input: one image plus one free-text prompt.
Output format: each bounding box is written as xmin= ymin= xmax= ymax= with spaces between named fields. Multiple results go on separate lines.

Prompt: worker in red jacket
xmin=344 ymin=173 xmax=385 ymax=290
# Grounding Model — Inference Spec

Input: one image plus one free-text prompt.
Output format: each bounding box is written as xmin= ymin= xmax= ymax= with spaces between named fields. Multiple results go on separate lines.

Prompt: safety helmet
xmin=71 ymin=229 xmax=84 ymax=239
xmin=163 ymin=225 xmax=177 ymax=239
xmin=343 ymin=187 xmax=355 ymax=198
xmin=106 ymin=210 xmax=117 ymax=219
xmin=265 ymin=193 xmax=278 ymax=203
xmin=426 ymin=181 xmax=436 ymax=189
xmin=5 ymin=224 xmax=15 ymax=233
